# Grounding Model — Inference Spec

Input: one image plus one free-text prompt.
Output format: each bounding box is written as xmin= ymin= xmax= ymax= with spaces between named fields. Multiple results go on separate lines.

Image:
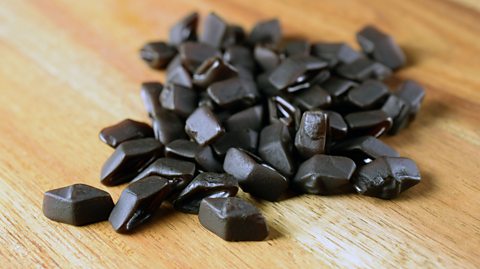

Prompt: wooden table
xmin=1 ymin=0 xmax=479 ymax=268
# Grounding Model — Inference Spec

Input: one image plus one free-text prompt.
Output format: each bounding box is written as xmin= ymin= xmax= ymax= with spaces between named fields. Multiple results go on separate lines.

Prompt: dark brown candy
xmin=284 ymin=39 xmax=310 ymax=57
xmin=140 ymin=41 xmax=176 ymax=69
xmin=395 ymin=80 xmax=425 ymax=117
xmin=311 ymin=42 xmax=361 ymax=67
xmin=179 ymin=42 xmax=221 ymax=73
xmin=100 ymin=138 xmax=163 ymax=186
xmin=192 ymin=56 xmax=237 ymax=88
xmin=198 ymin=197 xmax=268 ymax=241
xmin=293 ymin=84 xmax=332 ymax=111
xmin=331 ymin=136 xmax=400 ymax=165
xmin=293 ymin=155 xmax=356 ymax=195
xmin=109 ymin=176 xmax=172 ymax=233
xmin=294 ymin=111 xmax=328 ymax=159
xmin=357 ymin=25 xmax=406 ymax=70
xmin=166 ymin=64 xmax=193 ymax=88
xmin=321 ymin=76 xmax=358 ymax=102
xmin=140 ymin=82 xmax=163 ymax=118
xmin=381 ymin=95 xmax=410 ymax=135
xmin=200 ymin=13 xmax=228 ymax=48
xmin=43 ymin=184 xmax=114 ymax=226
xmin=223 ymin=148 xmax=288 ymax=201
xmin=164 ymin=139 xmax=200 ymax=160
xmin=212 ymin=129 xmax=258 ymax=157
xmin=269 ymin=56 xmax=327 ymax=90
xmin=160 ymin=83 xmax=197 ymax=118
xmin=344 ymin=109 xmax=392 ymax=137
xmin=152 ymin=109 xmax=187 ymax=145
xmin=336 ymin=57 xmax=392 ymax=81
xmin=258 ymin=123 xmax=295 ymax=176
xmin=131 ymin=158 xmax=196 ymax=189
xmin=173 ymin=172 xmax=239 ymax=214
xmin=256 ymin=71 xmax=278 ymax=96
xmin=99 ymin=119 xmax=153 ymax=148
xmin=207 ymin=77 xmax=259 ymax=109
xmin=353 ymin=157 xmax=421 ymax=199
xmin=195 ymin=145 xmax=224 ymax=173
xmin=222 ymin=25 xmax=246 ymax=48
xmin=249 ymin=18 xmax=282 ymax=45
xmin=223 ymin=45 xmax=255 ymax=72
xmin=346 ymin=79 xmax=389 ymax=109
xmin=169 ymin=12 xmax=198 ymax=46
xmin=254 ymin=45 xmax=281 ymax=71
xmin=287 ymin=69 xmax=330 ymax=93
xmin=185 ymin=106 xmax=225 ymax=146
xmin=324 ymin=110 xmax=348 ymax=140
xmin=225 ymin=105 xmax=264 ymax=132
xmin=268 ymin=95 xmax=301 ymax=130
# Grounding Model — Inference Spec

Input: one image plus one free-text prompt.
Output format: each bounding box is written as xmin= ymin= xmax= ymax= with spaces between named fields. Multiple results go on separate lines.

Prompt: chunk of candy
xmin=169 ymin=12 xmax=198 ymax=46
xmin=131 ymin=158 xmax=196 ymax=190
xmin=140 ymin=41 xmax=176 ymax=69
xmin=165 ymin=139 xmax=200 ymax=160
xmin=179 ymin=42 xmax=221 ymax=72
xmin=160 ymin=83 xmax=197 ymax=118
xmin=346 ymin=80 xmax=389 ymax=109
xmin=294 ymin=111 xmax=328 ymax=159
xmin=140 ymin=82 xmax=163 ymax=118
xmin=185 ymin=106 xmax=225 ymax=146
xmin=200 ymin=13 xmax=228 ymax=48
xmin=344 ymin=110 xmax=392 ymax=137
xmin=43 ymin=184 xmax=114 ymax=226
xmin=249 ymin=19 xmax=282 ymax=45
xmin=99 ymin=119 xmax=153 ymax=148
xmin=199 ymin=197 xmax=269 ymax=241
xmin=259 ymin=123 xmax=295 ymax=177
xmin=331 ymin=136 xmax=400 ymax=165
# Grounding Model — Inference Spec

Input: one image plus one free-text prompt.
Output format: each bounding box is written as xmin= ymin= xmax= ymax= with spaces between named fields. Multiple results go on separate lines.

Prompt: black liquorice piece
xmin=207 ymin=77 xmax=259 ymax=109
xmin=140 ymin=82 xmax=163 ymax=118
xmin=165 ymin=139 xmax=200 ymax=160
xmin=109 ymin=176 xmax=172 ymax=233
xmin=179 ymin=42 xmax=221 ymax=73
xmin=223 ymin=148 xmax=288 ymax=201
xmin=353 ymin=157 xmax=421 ymax=199
xmin=331 ymin=136 xmax=400 ymax=165
xmin=100 ymin=138 xmax=163 ymax=186
xmin=249 ymin=19 xmax=282 ymax=45
xmin=311 ymin=42 xmax=361 ymax=67
xmin=152 ymin=109 xmax=187 ymax=145
xmin=198 ymin=197 xmax=269 ymax=241
xmin=395 ymin=80 xmax=425 ymax=118
xmin=254 ymin=45 xmax=281 ymax=71
xmin=346 ymin=80 xmax=389 ymax=109
xmin=185 ymin=106 xmax=225 ymax=146
xmin=284 ymin=39 xmax=310 ymax=57
xmin=268 ymin=95 xmax=301 ymax=130
xmin=225 ymin=105 xmax=264 ymax=132
xmin=223 ymin=45 xmax=256 ymax=72
xmin=336 ymin=57 xmax=392 ymax=81
xmin=200 ymin=13 xmax=228 ymax=48
xmin=258 ymin=123 xmax=295 ymax=177
xmin=169 ymin=12 xmax=199 ymax=46
xmin=222 ymin=24 xmax=246 ymax=48
xmin=323 ymin=110 xmax=348 ymax=140
xmin=131 ymin=158 xmax=196 ymax=190
xmin=140 ymin=41 xmax=177 ymax=69
xmin=294 ymin=111 xmax=329 ymax=159
xmin=293 ymin=84 xmax=332 ymax=111
xmin=193 ymin=56 xmax=237 ymax=88
xmin=381 ymin=94 xmax=410 ymax=135
xmin=43 ymin=184 xmax=114 ymax=226
xmin=195 ymin=145 xmax=224 ymax=173
xmin=173 ymin=172 xmax=239 ymax=214
xmin=344 ymin=109 xmax=392 ymax=137
xmin=99 ymin=119 xmax=153 ymax=148
xmin=212 ymin=129 xmax=258 ymax=157
xmin=293 ymin=155 xmax=356 ymax=195
xmin=160 ymin=83 xmax=197 ymax=118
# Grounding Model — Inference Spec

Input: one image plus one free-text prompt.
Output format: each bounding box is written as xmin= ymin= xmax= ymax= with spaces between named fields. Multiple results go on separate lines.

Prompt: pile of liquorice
xmin=43 ymin=12 xmax=425 ymax=241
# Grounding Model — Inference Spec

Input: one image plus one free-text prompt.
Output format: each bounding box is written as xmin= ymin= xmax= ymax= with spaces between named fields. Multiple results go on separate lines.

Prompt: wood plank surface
xmin=0 ymin=0 xmax=479 ymax=268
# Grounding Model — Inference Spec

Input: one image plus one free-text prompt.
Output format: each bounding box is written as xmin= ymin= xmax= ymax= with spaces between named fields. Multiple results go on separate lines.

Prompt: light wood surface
xmin=0 ymin=0 xmax=479 ymax=268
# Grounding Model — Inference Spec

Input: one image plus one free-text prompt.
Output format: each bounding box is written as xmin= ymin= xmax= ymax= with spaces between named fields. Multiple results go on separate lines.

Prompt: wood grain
xmin=0 ymin=0 xmax=479 ymax=268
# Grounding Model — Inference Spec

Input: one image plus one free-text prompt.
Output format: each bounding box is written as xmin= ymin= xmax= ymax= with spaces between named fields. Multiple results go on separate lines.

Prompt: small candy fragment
xmin=152 ymin=109 xmax=187 ymax=145
xmin=293 ymin=84 xmax=332 ymax=111
xmin=100 ymin=138 xmax=163 ymax=186
xmin=195 ymin=145 xmax=224 ymax=173
xmin=258 ymin=123 xmax=295 ymax=177
xmin=192 ymin=56 xmax=237 ymax=88
xmin=381 ymin=95 xmax=410 ymax=135
xmin=140 ymin=82 xmax=163 ymax=118
xmin=323 ymin=110 xmax=348 ymax=140
xmin=169 ymin=12 xmax=198 ymax=46
xmin=336 ymin=57 xmax=392 ymax=81
xmin=185 ymin=106 xmax=225 ymax=146
xmin=198 ymin=197 xmax=269 ymax=241
xmin=179 ymin=42 xmax=221 ymax=72
xmin=109 ymin=176 xmax=172 ymax=233
xmin=346 ymin=80 xmax=389 ymax=109
xmin=200 ymin=13 xmax=228 ymax=48
xmin=311 ymin=42 xmax=361 ymax=67
xmin=357 ymin=25 xmax=406 ymax=70
xmin=174 ymin=172 xmax=238 ymax=213
xmin=395 ymin=80 xmax=425 ymax=118
xmin=207 ymin=77 xmax=259 ymax=109
xmin=294 ymin=111 xmax=328 ymax=159
xmin=223 ymin=148 xmax=288 ymax=201
xmin=160 ymin=83 xmax=197 ymax=118
xmin=131 ymin=158 xmax=196 ymax=190
xmin=165 ymin=139 xmax=200 ymax=160
xmin=249 ymin=19 xmax=282 ymax=45
xmin=331 ymin=136 xmax=400 ymax=165
xmin=293 ymin=155 xmax=356 ymax=195
xmin=43 ymin=184 xmax=114 ymax=226
xmin=344 ymin=109 xmax=392 ymax=137
xmin=140 ymin=41 xmax=176 ymax=69
xmin=212 ymin=129 xmax=258 ymax=157
xmin=99 ymin=119 xmax=153 ymax=148
xmin=353 ymin=157 xmax=421 ymax=199
xmin=225 ymin=105 xmax=264 ymax=132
